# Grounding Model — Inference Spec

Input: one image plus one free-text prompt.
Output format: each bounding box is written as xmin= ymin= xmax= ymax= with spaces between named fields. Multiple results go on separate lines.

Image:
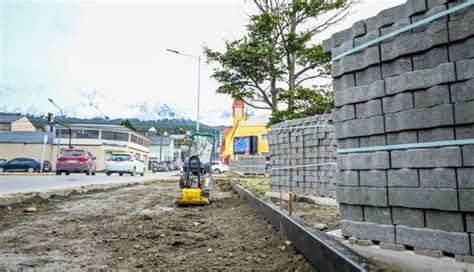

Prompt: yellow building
xmin=0 ymin=114 xmax=36 ymax=132
xmin=220 ymin=100 xmax=270 ymax=163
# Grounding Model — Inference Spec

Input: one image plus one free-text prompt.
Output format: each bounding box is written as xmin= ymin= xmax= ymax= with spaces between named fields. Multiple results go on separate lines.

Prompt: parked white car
xmin=210 ymin=161 xmax=229 ymax=174
xmin=105 ymin=153 xmax=146 ymax=176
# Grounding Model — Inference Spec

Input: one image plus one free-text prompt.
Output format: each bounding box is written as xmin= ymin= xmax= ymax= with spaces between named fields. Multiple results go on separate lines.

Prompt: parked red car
xmin=56 ymin=149 xmax=97 ymax=176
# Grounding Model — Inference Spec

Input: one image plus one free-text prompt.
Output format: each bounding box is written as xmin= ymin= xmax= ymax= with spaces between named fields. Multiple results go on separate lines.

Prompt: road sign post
xmin=40 ymin=134 xmax=48 ymax=173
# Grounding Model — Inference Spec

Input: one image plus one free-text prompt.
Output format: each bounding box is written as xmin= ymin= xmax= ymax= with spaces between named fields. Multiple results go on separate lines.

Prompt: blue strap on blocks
xmin=332 ymin=0 xmax=474 ymax=61
xmin=337 ymin=139 xmax=474 ymax=154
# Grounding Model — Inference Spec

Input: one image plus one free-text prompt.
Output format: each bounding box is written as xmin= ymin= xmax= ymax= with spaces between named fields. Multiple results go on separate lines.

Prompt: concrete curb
xmin=230 ymin=181 xmax=376 ymax=272
xmin=0 ymin=177 xmax=179 ymax=206
xmin=0 ymin=173 xmax=55 ymax=176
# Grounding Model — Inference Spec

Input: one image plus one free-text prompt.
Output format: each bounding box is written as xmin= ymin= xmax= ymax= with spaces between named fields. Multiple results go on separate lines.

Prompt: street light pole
xmin=166 ymin=48 xmax=201 ymax=153
xmin=48 ymin=98 xmax=64 ymax=158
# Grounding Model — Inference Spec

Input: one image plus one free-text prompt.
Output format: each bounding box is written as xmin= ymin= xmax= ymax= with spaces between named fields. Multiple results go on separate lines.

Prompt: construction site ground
xmin=0 ymin=179 xmax=316 ymax=270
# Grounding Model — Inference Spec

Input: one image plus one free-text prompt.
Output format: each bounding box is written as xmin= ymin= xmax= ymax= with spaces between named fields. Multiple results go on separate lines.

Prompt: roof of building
xmin=148 ymin=127 xmax=157 ymax=133
xmin=0 ymin=114 xmax=24 ymax=124
xmin=0 ymin=131 xmax=54 ymax=144
xmin=68 ymin=124 xmax=148 ymax=139
xmin=148 ymin=135 xmax=173 ymax=145
xmin=240 ymin=114 xmax=271 ymax=126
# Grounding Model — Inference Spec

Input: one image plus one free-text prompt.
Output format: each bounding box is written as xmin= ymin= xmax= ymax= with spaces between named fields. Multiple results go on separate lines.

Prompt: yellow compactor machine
xmin=175 ymin=132 xmax=216 ymax=205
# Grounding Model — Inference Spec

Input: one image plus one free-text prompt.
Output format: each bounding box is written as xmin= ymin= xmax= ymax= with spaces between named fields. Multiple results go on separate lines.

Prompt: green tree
xmin=204 ymin=0 xmax=351 ymax=125
xmin=120 ymin=119 xmax=137 ymax=131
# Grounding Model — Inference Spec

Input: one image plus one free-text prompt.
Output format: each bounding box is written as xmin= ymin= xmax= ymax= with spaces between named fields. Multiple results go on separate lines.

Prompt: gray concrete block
xmin=382 ymin=92 xmax=414 ymax=114
xmin=341 ymin=220 xmax=395 ymax=243
xmin=455 ymin=101 xmax=474 ymax=125
xmin=335 ymin=116 xmax=384 ymax=138
xmin=392 ymin=207 xmax=424 ymax=228
xmin=456 ymin=125 xmax=474 ymax=140
xmin=334 ymin=105 xmax=355 ymax=122
xmin=359 ymin=135 xmax=386 ymax=148
xmin=355 ymin=65 xmax=382 ymax=86
xmin=425 ymin=210 xmax=464 ymax=232
xmin=413 ymin=85 xmax=450 ymax=108
xmin=364 ymin=206 xmax=392 ymax=224
xmin=396 ymin=225 xmax=470 ymax=254
xmin=449 ymin=37 xmax=474 ymax=62
xmin=381 ymin=57 xmax=412 ymax=78
xmin=330 ymin=20 xmax=366 ymax=48
xmin=428 ymin=0 xmax=448 ymax=9
xmin=322 ymin=37 xmax=333 ymax=54
xmin=385 ymin=63 xmax=455 ymax=95
xmin=338 ymin=152 xmax=390 ymax=170
xmin=456 ymin=59 xmax=474 ymax=81
xmin=365 ymin=0 xmax=426 ymax=32
xmin=391 ymin=147 xmax=462 ymax=168
xmin=379 ymin=242 xmax=406 ymax=251
xmin=339 ymin=204 xmax=364 ymax=221
xmin=337 ymin=186 xmax=388 ymax=206
xmin=381 ymin=23 xmax=448 ymax=62
xmin=385 ymin=104 xmax=454 ymax=132
xmin=448 ymin=11 xmax=474 ymax=42
xmin=387 ymin=169 xmax=419 ymax=187
xmin=414 ymin=248 xmax=444 ymax=258
xmin=466 ymin=213 xmax=474 ymax=232
xmin=359 ymin=170 xmax=387 ymax=187
xmin=380 ymin=18 xmax=412 ymax=40
xmin=460 ymin=189 xmax=474 ymax=211
xmin=458 ymin=168 xmax=474 ymax=188
xmin=413 ymin=46 xmax=448 ymax=70
xmin=389 ymin=187 xmax=458 ymax=210
xmin=463 ymin=146 xmax=474 ymax=166
xmin=337 ymin=138 xmax=360 ymax=149
xmin=419 ymin=168 xmax=456 ymax=188
xmin=336 ymin=170 xmax=359 ymax=187
xmin=411 ymin=4 xmax=448 ymax=33
xmin=357 ymin=239 xmax=374 ymax=247
xmin=332 ymin=46 xmax=380 ymax=78
xmin=334 ymin=80 xmax=385 ymax=107
xmin=418 ymin=127 xmax=454 ymax=143
xmin=451 ymin=79 xmax=474 ymax=103
xmin=333 ymin=73 xmax=355 ymax=93
xmin=354 ymin=29 xmax=380 ymax=47
xmin=331 ymin=40 xmax=354 ymax=60
xmin=448 ymin=2 xmax=474 ymax=22
xmin=355 ymin=99 xmax=382 ymax=119
xmin=387 ymin=131 xmax=417 ymax=145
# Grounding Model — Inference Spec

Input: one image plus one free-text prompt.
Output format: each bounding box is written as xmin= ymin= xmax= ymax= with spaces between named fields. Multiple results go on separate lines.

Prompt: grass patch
xmin=368 ymin=257 xmax=415 ymax=272
xmin=238 ymin=177 xmax=270 ymax=194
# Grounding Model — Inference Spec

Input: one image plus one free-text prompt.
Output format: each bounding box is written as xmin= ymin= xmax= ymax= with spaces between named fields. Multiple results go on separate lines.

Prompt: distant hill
xmin=19 ymin=114 xmax=225 ymax=134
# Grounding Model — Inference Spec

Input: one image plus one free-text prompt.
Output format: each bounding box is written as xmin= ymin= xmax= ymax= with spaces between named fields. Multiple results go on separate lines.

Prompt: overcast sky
xmin=0 ymin=0 xmax=405 ymax=124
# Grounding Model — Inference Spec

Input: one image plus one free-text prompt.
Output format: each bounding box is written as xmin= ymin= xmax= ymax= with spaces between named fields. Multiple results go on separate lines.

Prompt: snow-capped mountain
xmin=0 ymin=85 xmax=232 ymax=126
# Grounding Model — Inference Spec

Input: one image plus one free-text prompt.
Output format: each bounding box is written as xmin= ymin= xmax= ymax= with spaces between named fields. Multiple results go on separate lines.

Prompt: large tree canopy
xmin=204 ymin=0 xmax=351 ymax=125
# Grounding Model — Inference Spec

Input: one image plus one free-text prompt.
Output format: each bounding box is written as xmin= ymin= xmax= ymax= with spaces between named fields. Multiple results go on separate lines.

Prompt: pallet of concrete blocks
xmin=324 ymin=0 xmax=474 ymax=259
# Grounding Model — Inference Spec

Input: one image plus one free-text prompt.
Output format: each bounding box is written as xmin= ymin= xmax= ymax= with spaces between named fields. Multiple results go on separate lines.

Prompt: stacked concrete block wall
xmin=323 ymin=0 xmax=474 ymax=256
xmin=229 ymin=155 xmax=266 ymax=174
xmin=268 ymin=114 xmax=337 ymax=197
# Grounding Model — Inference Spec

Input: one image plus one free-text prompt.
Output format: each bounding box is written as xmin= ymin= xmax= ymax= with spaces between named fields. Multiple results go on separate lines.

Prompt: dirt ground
xmin=235 ymin=177 xmax=340 ymax=232
xmin=0 ymin=180 xmax=315 ymax=270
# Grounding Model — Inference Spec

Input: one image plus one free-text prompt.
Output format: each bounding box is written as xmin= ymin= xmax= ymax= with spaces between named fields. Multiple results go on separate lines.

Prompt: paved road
xmin=0 ymin=171 xmax=179 ymax=196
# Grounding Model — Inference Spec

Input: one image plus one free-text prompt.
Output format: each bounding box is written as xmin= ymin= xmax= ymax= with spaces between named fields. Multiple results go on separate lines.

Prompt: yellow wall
xmin=11 ymin=117 xmax=36 ymax=132
xmin=0 ymin=143 xmax=54 ymax=162
xmin=223 ymin=124 xmax=269 ymax=159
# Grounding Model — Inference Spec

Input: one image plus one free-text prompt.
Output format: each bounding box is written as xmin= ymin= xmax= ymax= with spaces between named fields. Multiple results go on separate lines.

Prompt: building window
xmin=102 ymin=131 xmax=129 ymax=141
xmin=261 ymin=133 xmax=268 ymax=141
xmin=235 ymin=107 xmax=242 ymax=117
xmin=56 ymin=129 xmax=99 ymax=139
